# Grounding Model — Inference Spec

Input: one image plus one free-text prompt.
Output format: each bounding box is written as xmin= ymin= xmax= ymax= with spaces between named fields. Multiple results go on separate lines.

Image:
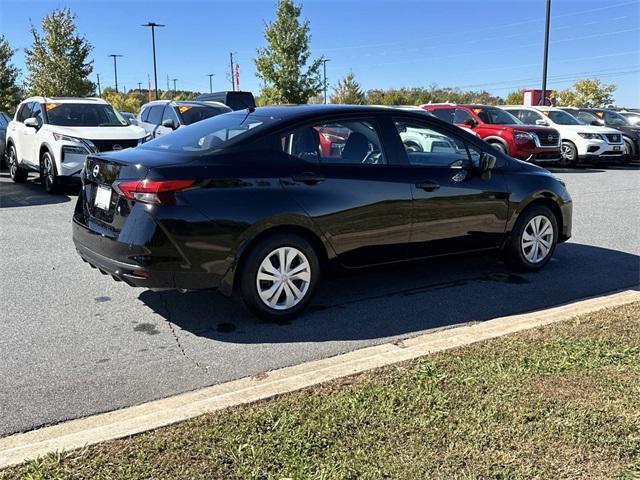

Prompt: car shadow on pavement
xmin=139 ymin=242 xmax=639 ymax=345
xmin=0 ymin=174 xmax=76 ymax=208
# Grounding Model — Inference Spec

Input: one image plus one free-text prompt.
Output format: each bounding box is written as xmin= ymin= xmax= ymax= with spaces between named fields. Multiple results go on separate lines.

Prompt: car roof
xmin=21 ymin=96 xmax=108 ymax=105
xmin=141 ymin=100 xmax=226 ymax=108
xmin=242 ymin=104 xmax=434 ymax=120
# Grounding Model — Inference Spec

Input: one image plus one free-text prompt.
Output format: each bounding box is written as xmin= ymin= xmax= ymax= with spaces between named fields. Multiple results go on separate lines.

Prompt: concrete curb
xmin=1 ymin=289 xmax=638 ymax=469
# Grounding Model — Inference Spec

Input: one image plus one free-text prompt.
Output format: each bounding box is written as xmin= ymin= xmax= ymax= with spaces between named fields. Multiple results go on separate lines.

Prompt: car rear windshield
xmin=139 ymin=112 xmax=278 ymax=153
xmin=473 ymin=107 xmax=521 ymax=125
xmin=177 ymin=104 xmax=230 ymax=125
xmin=546 ymin=110 xmax=581 ymax=125
xmin=45 ymin=103 xmax=128 ymax=127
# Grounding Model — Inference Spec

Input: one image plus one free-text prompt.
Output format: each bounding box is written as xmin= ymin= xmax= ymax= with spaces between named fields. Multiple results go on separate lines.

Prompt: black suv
xmin=561 ymin=107 xmax=640 ymax=162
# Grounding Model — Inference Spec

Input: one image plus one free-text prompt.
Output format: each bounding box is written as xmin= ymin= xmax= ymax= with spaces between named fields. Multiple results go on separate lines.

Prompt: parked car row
xmin=421 ymin=103 xmax=637 ymax=167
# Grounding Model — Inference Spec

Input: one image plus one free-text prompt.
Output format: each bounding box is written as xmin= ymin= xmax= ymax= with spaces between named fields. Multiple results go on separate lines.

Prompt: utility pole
xmin=229 ymin=53 xmax=235 ymax=91
xmin=138 ymin=82 xmax=142 ymax=92
xmin=207 ymin=73 xmax=215 ymax=93
xmin=166 ymin=74 xmax=170 ymax=92
xmin=96 ymin=74 xmax=102 ymax=96
xmin=109 ymin=54 xmax=123 ymax=93
xmin=540 ymin=0 xmax=551 ymax=105
xmin=142 ymin=22 xmax=165 ymax=100
xmin=321 ymin=58 xmax=330 ymax=104
xmin=172 ymin=78 xmax=178 ymax=91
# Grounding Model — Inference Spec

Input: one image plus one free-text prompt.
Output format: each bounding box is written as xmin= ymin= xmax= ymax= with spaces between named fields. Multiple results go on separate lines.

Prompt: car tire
xmin=622 ymin=138 xmax=633 ymax=164
xmin=503 ymin=204 xmax=558 ymax=272
xmin=41 ymin=150 xmax=60 ymax=194
xmin=559 ymin=141 xmax=577 ymax=167
xmin=239 ymin=233 xmax=320 ymax=321
xmin=8 ymin=145 xmax=28 ymax=183
xmin=404 ymin=141 xmax=423 ymax=152
xmin=490 ymin=142 xmax=508 ymax=155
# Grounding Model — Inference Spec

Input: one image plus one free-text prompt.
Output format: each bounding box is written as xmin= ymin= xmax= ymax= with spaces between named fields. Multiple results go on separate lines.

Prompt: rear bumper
xmin=72 ymin=215 xmax=223 ymax=291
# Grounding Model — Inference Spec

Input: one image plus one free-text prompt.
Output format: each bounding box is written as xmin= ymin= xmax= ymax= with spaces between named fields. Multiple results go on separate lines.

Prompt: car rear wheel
xmin=504 ymin=205 xmax=558 ymax=272
xmin=8 ymin=145 xmax=28 ymax=183
xmin=41 ymin=151 xmax=60 ymax=194
xmin=559 ymin=141 xmax=577 ymax=167
xmin=239 ymin=233 xmax=320 ymax=320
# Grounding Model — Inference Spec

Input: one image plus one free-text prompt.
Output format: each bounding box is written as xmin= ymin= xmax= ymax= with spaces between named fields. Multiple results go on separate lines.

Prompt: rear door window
xmin=279 ymin=119 xmax=386 ymax=165
xmin=430 ymin=108 xmax=454 ymax=123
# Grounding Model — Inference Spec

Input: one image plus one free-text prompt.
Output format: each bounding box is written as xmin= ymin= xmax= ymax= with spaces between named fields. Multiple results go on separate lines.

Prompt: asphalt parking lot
xmin=1 ymin=165 xmax=639 ymax=437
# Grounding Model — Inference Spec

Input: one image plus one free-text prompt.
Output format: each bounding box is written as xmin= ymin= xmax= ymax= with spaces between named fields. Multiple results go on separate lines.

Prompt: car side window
xmin=16 ymin=103 xmax=33 ymax=123
xmin=279 ymin=119 xmax=386 ymax=165
xmin=453 ymin=108 xmax=474 ymax=124
xmin=147 ymin=106 xmax=164 ymax=125
xmin=394 ymin=117 xmax=479 ymax=168
xmin=430 ymin=108 xmax=454 ymax=123
xmin=30 ymin=103 xmax=44 ymax=126
xmin=162 ymin=106 xmax=180 ymax=125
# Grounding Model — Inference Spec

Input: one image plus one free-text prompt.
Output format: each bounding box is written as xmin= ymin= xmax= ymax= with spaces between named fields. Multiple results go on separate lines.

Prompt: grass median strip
xmin=3 ymin=302 xmax=640 ymax=480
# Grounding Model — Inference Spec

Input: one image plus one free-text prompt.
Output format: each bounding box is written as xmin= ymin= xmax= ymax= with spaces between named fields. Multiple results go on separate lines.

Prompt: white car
xmin=6 ymin=97 xmax=148 ymax=193
xmin=502 ymin=106 xmax=625 ymax=166
xmin=138 ymin=100 xmax=231 ymax=139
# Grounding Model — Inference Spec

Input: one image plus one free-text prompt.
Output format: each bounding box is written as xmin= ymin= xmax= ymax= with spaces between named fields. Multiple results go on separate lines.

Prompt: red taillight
xmin=113 ymin=179 xmax=196 ymax=204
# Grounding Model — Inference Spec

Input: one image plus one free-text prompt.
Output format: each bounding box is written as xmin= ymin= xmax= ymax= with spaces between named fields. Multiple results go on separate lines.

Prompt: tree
xmin=255 ymin=0 xmax=323 ymax=104
xmin=505 ymin=89 xmax=525 ymax=105
xmin=0 ymin=35 xmax=21 ymax=114
xmin=24 ymin=8 xmax=94 ymax=97
xmin=331 ymin=71 xmax=366 ymax=104
xmin=553 ymin=78 xmax=616 ymax=107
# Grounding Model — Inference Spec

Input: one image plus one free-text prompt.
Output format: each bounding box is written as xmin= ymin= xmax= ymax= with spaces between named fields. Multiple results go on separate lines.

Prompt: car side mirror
xmin=535 ymin=119 xmax=547 ymax=126
xmin=480 ymin=152 xmax=497 ymax=172
xmin=162 ymin=119 xmax=177 ymax=130
xmin=591 ymin=120 xmax=604 ymax=126
xmin=24 ymin=117 xmax=39 ymax=128
xmin=464 ymin=118 xmax=477 ymax=128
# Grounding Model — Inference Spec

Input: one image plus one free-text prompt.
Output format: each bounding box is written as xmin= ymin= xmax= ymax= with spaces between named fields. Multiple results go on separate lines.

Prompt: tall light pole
xmin=540 ymin=0 xmax=551 ymax=105
xmin=172 ymin=78 xmax=178 ymax=91
xmin=96 ymin=73 xmax=102 ymax=96
xmin=109 ymin=54 xmax=123 ymax=93
xmin=229 ymin=53 xmax=235 ymax=91
xmin=142 ymin=22 xmax=165 ymax=100
xmin=207 ymin=73 xmax=215 ymax=93
xmin=321 ymin=58 xmax=330 ymax=104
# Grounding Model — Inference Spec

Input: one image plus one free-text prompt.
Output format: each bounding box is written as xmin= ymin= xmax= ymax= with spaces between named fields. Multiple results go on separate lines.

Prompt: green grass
xmin=3 ymin=303 xmax=640 ymax=480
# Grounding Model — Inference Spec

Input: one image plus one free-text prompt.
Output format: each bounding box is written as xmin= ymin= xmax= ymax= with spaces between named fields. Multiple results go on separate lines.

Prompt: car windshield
xmin=604 ymin=111 xmax=631 ymax=126
xmin=621 ymin=112 xmax=640 ymax=125
xmin=546 ymin=110 xmax=581 ymax=125
xmin=474 ymin=107 xmax=521 ymax=125
xmin=140 ymin=112 xmax=278 ymax=153
xmin=46 ymin=103 xmax=128 ymax=127
xmin=177 ymin=104 xmax=230 ymax=125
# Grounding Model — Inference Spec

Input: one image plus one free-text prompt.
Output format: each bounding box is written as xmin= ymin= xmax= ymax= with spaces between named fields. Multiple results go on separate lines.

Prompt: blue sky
xmin=1 ymin=0 xmax=639 ymax=105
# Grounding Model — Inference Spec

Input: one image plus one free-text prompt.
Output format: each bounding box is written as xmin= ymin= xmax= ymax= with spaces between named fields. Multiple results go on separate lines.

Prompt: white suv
xmin=502 ymin=106 xmax=625 ymax=166
xmin=6 ymin=97 xmax=148 ymax=193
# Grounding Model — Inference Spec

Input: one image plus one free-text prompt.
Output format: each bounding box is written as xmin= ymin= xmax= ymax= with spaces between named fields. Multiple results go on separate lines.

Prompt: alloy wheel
xmin=561 ymin=144 xmax=575 ymax=161
xmin=43 ymin=153 xmax=54 ymax=190
xmin=256 ymin=246 xmax=311 ymax=310
xmin=521 ymin=215 xmax=554 ymax=264
xmin=9 ymin=147 xmax=17 ymax=178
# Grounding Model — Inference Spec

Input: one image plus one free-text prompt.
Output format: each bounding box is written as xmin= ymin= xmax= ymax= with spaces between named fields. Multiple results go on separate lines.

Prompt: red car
xmin=422 ymin=104 xmax=561 ymax=163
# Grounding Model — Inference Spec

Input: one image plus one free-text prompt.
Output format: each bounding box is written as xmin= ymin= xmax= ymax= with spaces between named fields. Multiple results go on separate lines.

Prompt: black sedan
xmin=73 ymin=105 xmax=572 ymax=320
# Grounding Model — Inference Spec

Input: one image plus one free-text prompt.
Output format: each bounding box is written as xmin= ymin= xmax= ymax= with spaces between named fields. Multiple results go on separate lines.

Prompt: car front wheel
xmin=41 ymin=151 xmax=60 ymax=194
xmin=8 ymin=145 xmax=28 ymax=183
xmin=504 ymin=205 xmax=558 ymax=272
xmin=239 ymin=234 xmax=320 ymax=321
xmin=560 ymin=141 xmax=577 ymax=167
